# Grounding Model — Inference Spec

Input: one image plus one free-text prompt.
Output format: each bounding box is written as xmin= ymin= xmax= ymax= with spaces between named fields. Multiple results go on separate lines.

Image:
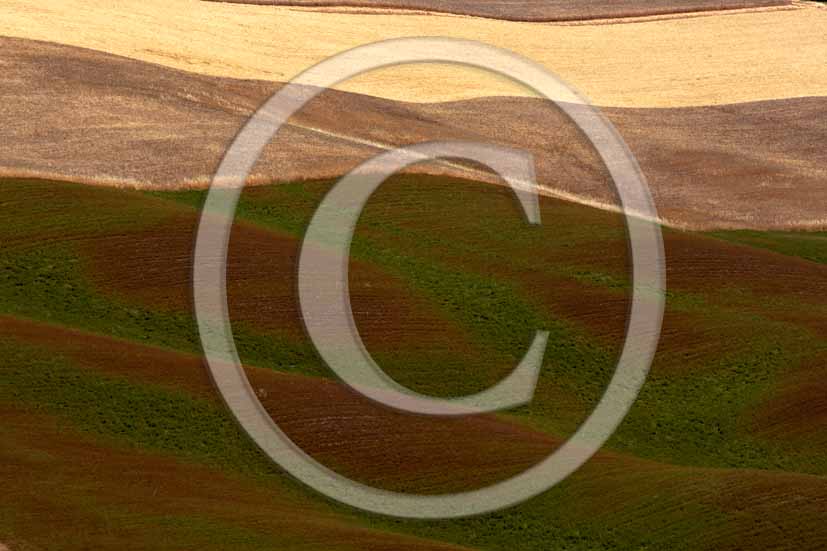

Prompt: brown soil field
xmin=79 ymin=213 xmax=490 ymax=370
xmin=1 ymin=0 xmax=825 ymax=106
xmin=751 ymin=352 xmax=827 ymax=447
xmin=4 ymin=316 xmax=827 ymax=549
xmin=554 ymin=225 xmax=827 ymax=302
xmin=0 ymin=403 xmax=475 ymax=551
xmin=0 ymin=315 xmax=556 ymax=494
xmin=32 ymin=175 xmax=823 ymax=415
xmin=3 ymin=37 xmax=826 ymax=230
xmin=204 ymin=0 xmax=789 ymax=22
xmin=1 ymin=176 xmax=825 ymax=547
xmin=558 ymin=218 xmax=827 ymax=338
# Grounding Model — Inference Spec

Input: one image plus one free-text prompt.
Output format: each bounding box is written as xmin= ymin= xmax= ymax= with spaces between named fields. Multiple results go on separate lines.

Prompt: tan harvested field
xmin=205 ymin=0 xmax=789 ymax=22
xmin=0 ymin=0 xmax=825 ymax=107
xmin=2 ymin=36 xmax=826 ymax=230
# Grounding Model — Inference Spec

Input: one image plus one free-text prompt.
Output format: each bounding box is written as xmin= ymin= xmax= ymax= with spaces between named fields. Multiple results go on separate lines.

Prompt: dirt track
xmin=0 ymin=0 xmax=825 ymax=106
xmin=2 ymin=37 xmax=825 ymax=230
xmin=204 ymin=0 xmax=789 ymax=21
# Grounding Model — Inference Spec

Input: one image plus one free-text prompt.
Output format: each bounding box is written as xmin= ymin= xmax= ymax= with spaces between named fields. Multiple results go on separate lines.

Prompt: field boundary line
xmin=272 ymin=1 xmax=805 ymax=26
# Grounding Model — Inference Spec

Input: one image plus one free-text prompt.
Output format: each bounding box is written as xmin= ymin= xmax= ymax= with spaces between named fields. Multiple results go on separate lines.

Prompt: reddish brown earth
xmin=0 ymin=315 xmax=212 ymax=397
xmin=2 ymin=36 xmax=826 ymax=230
xmin=1 ymin=177 xmax=824 ymax=548
xmin=0 ymin=402 xmax=475 ymax=551
xmin=0 ymin=315 xmax=555 ymax=494
xmin=751 ymin=352 xmax=827 ymax=447
xmin=49 ymin=174 xmax=826 ymax=396
xmin=204 ymin=0 xmax=790 ymax=22
xmin=555 ymin=219 xmax=827 ymax=341
xmin=4 ymin=316 xmax=827 ymax=550
xmin=553 ymin=223 xmax=827 ymax=304
xmin=78 ymin=210 xmax=491 ymax=373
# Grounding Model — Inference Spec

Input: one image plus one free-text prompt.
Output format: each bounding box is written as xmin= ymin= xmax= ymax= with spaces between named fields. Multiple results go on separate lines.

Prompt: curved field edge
xmin=0 ymin=390 xmax=474 ymax=551
xmin=200 ymin=0 xmax=790 ymax=22
xmin=3 ymin=36 xmax=826 ymax=231
xmin=1 ymin=0 xmax=826 ymax=106
xmin=708 ymin=230 xmax=827 ymax=265
xmin=1 ymin=176 xmax=825 ymax=549
xmin=2 ymin=315 xmax=827 ymax=551
xmin=159 ymin=177 xmax=827 ymax=471
xmin=2 ymin=176 xmax=826 ymax=475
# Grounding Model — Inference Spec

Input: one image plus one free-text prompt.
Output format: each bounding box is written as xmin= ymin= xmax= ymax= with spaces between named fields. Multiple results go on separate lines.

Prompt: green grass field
xmin=1 ymin=176 xmax=825 ymax=550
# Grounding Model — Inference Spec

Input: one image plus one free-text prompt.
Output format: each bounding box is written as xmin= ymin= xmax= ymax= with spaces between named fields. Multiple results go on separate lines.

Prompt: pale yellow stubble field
xmin=1 ymin=0 xmax=825 ymax=107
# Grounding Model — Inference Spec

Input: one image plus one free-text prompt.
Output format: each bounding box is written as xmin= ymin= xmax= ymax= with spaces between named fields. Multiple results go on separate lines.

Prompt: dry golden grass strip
xmin=3 ymin=37 xmax=826 ymax=230
xmin=0 ymin=0 xmax=825 ymax=106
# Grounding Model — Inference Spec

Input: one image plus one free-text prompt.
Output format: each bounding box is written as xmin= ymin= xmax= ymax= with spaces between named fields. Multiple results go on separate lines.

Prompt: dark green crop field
xmin=1 ymin=176 xmax=825 ymax=550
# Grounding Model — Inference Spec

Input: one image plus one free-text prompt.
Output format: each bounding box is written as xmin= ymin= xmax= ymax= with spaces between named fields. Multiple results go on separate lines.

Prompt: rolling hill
xmin=1 ymin=175 xmax=825 ymax=549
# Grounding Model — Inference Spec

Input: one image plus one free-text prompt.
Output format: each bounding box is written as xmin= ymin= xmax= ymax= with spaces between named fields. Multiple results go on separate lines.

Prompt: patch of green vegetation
xmin=0 ymin=339 xmax=709 ymax=551
xmin=0 ymin=244 xmax=326 ymax=377
xmin=132 ymin=515 xmax=312 ymax=551
xmin=148 ymin=177 xmax=827 ymax=475
xmin=1 ymin=178 xmax=181 ymax=248
xmin=3 ymin=176 xmax=827 ymax=551
xmin=150 ymin=178 xmax=619 ymax=424
xmin=375 ymin=467 xmax=725 ymax=551
xmin=0 ymin=339 xmax=272 ymax=472
xmin=709 ymin=229 xmax=827 ymax=265
xmin=616 ymin=335 xmax=820 ymax=472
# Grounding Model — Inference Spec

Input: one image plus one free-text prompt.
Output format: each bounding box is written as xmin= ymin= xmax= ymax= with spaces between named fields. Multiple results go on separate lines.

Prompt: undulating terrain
xmin=1 ymin=1 xmax=825 ymax=550
xmin=1 ymin=0 xmax=826 ymax=105
xmin=2 ymin=36 xmax=826 ymax=229
xmin=2 ymin=175 xmax=826 ymax=550
xmin=203 ymin=0 xmax=791 ymax=21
